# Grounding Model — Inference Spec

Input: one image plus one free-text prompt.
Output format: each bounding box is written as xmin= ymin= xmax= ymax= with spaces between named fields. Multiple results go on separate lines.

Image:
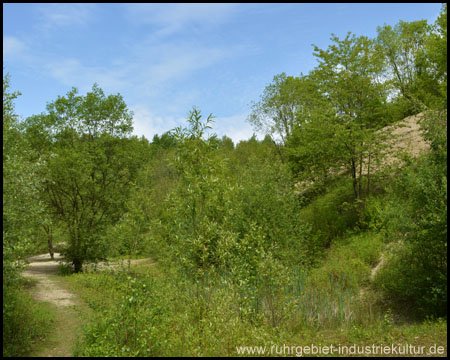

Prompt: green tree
xmin=3 ymin=74 xmax=55 ymax=356
xmin=376 ymin=19 xmax=430 ymax=111
xmin=248 ymin=73 xmax=318 ymax=146
xmin=286 ymin=102 xmax=340 ymax=188
xmin=3 ymin=74 xmax=44 ymax=276
xmin=165 ymin=108 xmax=231 ymax=277
xmin=310 ymin=32 xmax=388 ymax=202
xmin=23 ymin=84 xmax=137 ymax=272
xmin=219 ymin=135 xmax=234 ymax=152
xmin=421 ymin=4 xmax=447 ymax=109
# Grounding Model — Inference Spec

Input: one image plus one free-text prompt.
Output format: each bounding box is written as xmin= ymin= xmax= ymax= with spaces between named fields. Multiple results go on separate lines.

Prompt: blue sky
xmin=3 ymin=3 xmax=442 ymax=143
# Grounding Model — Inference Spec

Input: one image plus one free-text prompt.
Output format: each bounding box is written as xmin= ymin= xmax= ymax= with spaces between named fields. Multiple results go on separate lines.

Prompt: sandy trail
xmin=23 ymin=252 xmax=155 ymax=356
xmin=23 ymin=253 xmax=77 ymax=307
xmin=23 ymin=253 xmax=84 ymax=357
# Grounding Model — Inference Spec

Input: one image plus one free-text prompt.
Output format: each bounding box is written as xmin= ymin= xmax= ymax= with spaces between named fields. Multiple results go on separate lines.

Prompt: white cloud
xmin=36 ymin=3 xmax=95 ymax=31
xmin=3 ymin=35 xmax=25 ymax=60
xmin=43 ymin=58 xmax=128 ymax=94
xmin=130 ymin=105 xmax=258 ymax=143
xmin=131 ymin=104 xmax=182 ymax=140
xmin=214 ymin=113 xmax=261 ymax=143
xmin=4 ymin=3 xmax=255 ymax=140
xmin=124 ymin=3 xmax=238 ymax=38
xmin=41 ymin=39 xmax=238 ymax=104
xmin=145 ymin=46 xmax=224 ymax=83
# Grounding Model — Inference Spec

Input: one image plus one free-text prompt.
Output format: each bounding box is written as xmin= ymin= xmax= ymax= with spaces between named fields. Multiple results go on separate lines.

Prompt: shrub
xmin=299 ymin=178 xmax=359 ymax=249
xmin=371 ymin=151 xmax=447 ymax=318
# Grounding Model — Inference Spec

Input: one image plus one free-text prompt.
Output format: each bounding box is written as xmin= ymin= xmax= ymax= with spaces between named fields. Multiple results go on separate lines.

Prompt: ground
xmin=22 ymin=253 xmax=86 ymax=357
xmin=22 ymin=252 xmax=154 ymax=357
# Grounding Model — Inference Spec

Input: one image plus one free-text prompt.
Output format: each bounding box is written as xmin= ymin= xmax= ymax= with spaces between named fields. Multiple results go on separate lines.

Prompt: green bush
xmin=228 ymin=156 xmax=310 ymax=266
xmin=305 ymin=231 xmax=383 ymax=293
xmin=299 ymin=179 xmax=359 ymax=249
xmin=371 ymin=150 xmax=447 ymax=318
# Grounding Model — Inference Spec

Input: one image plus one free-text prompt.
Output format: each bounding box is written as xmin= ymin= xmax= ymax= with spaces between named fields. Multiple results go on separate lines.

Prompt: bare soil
xmin=23 ymin=253 xmax=84 ymax=356
xmin=23 ymin=253 xmax=77 ymax=307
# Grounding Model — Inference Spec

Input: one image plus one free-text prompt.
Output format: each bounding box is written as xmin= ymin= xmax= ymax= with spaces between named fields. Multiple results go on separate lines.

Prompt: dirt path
xmin=22 ymin=253 xmax=156 ymax=356
xmin=23 ymin=253 xmax=86 ymax=357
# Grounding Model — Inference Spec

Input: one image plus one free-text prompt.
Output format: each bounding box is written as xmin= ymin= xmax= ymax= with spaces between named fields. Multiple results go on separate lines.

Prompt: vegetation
xmin=3 ymin=74 xmax=55 ymax=357
xmin=3 ymin=4 xmax=446 ymax=357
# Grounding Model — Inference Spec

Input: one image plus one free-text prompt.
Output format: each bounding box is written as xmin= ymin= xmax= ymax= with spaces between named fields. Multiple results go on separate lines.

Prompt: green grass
xmin=59 ymin=240 xmax=446 ymax=357
xmin=3 ymin=279 xmax=56 ymax=357
xmin=306 ymin=231 xmax=385 ymax=291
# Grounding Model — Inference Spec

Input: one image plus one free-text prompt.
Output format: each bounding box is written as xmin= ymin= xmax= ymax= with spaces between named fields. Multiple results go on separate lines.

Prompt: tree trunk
xmin=351 ymin=158 xmax=358 ymax=200
xmin=48 ymin=235 xmax=54 ymax=260
xmin=43 ymin=224 xmax=54 ymax=259
xmin=358 ymin=152 xmax=363 ymax=200
xmin=367 ymin=152 xmax=371 ymax=197
xmin=73 ymin=259 xmax=82 ymax=273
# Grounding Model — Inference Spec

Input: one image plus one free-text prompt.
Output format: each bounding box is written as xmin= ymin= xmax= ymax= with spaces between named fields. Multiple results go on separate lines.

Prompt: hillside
xmin=377 ymin=112 xmax=430 ymax=167
xmin=295 ymin=112 xmax=431 ymax=195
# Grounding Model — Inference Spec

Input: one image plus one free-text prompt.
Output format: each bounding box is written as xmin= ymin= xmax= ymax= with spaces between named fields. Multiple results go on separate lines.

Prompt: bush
xmin=299 ymin=179 xmax=359 ymax=249
xmin=305 ymin=231 xmax=383 ymax=292
xmin=371 ymin=151 xmax=447 ymax=318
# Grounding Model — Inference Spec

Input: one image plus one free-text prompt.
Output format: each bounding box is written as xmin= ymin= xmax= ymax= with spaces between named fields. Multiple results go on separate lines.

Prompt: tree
xmin=248 ymin=73 xmax=318 ymax=145
xmin=286 ymin=112 xmax=341 ymax=187
xmin=310 ymin=32 xmax=388 ymax=202
xmin=421 ymin=4 xmax=447 ymax=109
xmin=376 ymin=19 xmax=430 ymax=111
xmin=219 ymin=135 xmax=234 ymax=152
xmin=3 ymin=74 xmax=44 ymax=275
xmin=152 ymin=131 xmax=178 ymax=150
xmin=23 ymin=84 xmax=137 ymax=272
xmin=166 ymin=107 xmax=227 ymax=276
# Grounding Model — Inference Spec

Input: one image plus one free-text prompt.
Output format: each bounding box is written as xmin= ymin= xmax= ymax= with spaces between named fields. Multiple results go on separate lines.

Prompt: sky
xmin=3 ymin=3 xmax=443 ymax=143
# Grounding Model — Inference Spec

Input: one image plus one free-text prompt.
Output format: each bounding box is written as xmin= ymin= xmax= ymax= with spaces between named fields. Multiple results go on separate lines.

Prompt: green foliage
xmin=248 ymin=73 xmax=317 ymax=145
xmin=231 ymin=134 xmax=278 ymax=169
xmin=376 ymin=15 xmax=447 ymax=111
xmin=151 ymin=131 xmax=178 ymax=150
xmin=311 ymin=32 xmax=389 ymax=201
xmin=287 ymin=114 xmax=341 ymax=183
xmin=3 ymin=74 xmax=45 ymax=276
xmin=68 ymin=269 xmax=281 ymax=357
xmin=3 ymin=75 xmax=54 ymax=357
xmin=306 ymin=231 xmax=383 ymax=293
xmin=299 ymin=179 xmax=359 ymax=250
xmin=424 ymin=4 xmax=447 ymax=109
xmin=3 ymin=280 xmax=54 ymax=357
xmin=22 ymin=84 xmax=142 ymax=272
xmin=102 ymin=162 xmax=155 ymax=265
xmin=370 ymin=111 xmax=447 ymax=318
xmin=4 ymin=8 xmax=448 ymax=355
xmin=228 ymin=154 xmax=310 ymax=266
xmin=163 ymin=107 xmax=233 ymax=277
xmin=73 ymin=273 xmax=169 ymax=356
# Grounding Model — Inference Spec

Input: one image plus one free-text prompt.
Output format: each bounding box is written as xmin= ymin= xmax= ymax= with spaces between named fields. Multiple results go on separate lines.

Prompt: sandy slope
xmin=295 ymin=113 xmax=430 ymax=194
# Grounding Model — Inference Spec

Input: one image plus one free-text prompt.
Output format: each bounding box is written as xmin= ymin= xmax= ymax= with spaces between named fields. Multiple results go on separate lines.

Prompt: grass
xmin=3 ymin=278 xmax=56 ymax=357
xmin=59 ymin=234 xmax=446 ymax=357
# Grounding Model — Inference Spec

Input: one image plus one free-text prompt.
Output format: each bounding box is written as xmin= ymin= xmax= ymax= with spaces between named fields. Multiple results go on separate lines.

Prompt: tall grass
xmin=65 ymin=230 xmax=389 ymax=356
